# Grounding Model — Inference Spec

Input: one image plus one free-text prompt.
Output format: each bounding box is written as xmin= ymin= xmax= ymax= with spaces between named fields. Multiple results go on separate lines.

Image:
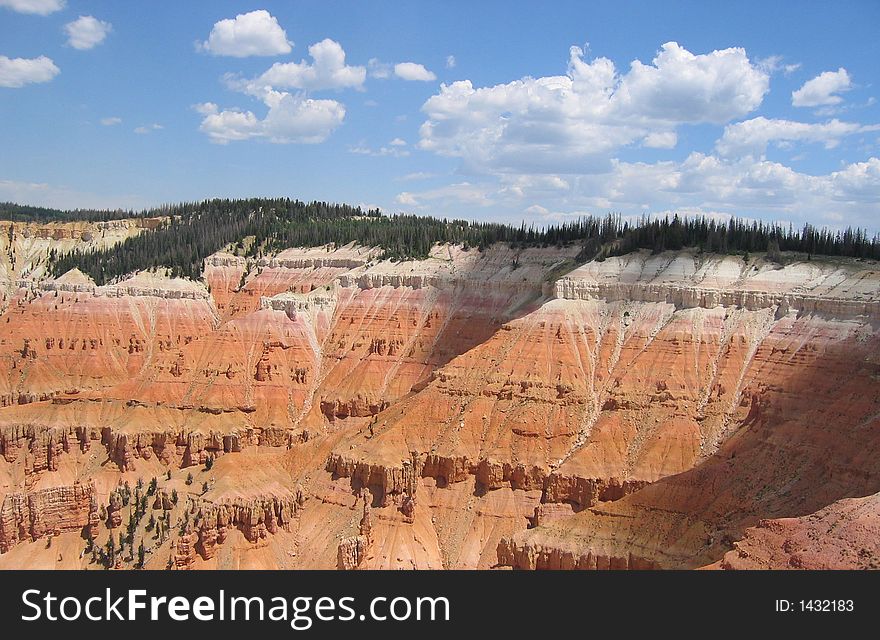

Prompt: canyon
xmin=0 ymin=218 xmax=878 ymax=570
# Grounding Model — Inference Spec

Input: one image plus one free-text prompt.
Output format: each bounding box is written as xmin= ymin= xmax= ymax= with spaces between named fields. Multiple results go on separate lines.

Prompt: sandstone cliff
xmin=0 ymin=233 xmax=877 ymax=570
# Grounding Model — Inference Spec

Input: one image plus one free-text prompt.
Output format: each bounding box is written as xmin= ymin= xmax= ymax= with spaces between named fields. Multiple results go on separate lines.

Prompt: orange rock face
xmin=0 ymin=229 xmax=878 ymax=570
xmin=0 ymin=482 xmax=94 ymax=552
xmin=712 ymin=492 xmax=880 ymax=570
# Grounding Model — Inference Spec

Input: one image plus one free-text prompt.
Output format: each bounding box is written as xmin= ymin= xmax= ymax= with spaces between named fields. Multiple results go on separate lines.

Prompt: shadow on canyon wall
xmin=580 ymin=327 xmax=880 ymax=568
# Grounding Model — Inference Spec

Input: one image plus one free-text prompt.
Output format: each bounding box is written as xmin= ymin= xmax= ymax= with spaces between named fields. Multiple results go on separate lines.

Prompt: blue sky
xmin=1 ymin=1 xmax=878 ymax=230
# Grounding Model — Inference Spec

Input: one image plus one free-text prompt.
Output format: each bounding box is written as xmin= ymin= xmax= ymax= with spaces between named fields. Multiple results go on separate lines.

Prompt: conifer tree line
xmin=8 ymin=197 xmax=872 ymax=285
xmin=0 ymin=202 xmax=141 ymax=223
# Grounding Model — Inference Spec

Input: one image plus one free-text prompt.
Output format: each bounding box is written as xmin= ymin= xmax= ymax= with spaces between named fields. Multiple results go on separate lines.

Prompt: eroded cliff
xmin=0 ymin=233 xmax=877 ymax=570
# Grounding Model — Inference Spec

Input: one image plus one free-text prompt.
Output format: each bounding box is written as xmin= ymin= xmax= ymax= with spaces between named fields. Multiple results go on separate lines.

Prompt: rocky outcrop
xmin=715 ymin=492 xmax=880 ymax=570
xmin=337 ymin=273 xmax=442 ymax=290
xmin=555 ymin=279 xmax=880 ymax=319
xmin=474 ymin=459 xmax=547 ymax=493
xmin=107 ymin=491 xmax=123 ymax=529
xmin=195 ymin=489 xmax=305 ymax=559
xmin=100 ymin=282 xmax=210 ymax=300
xmin=337 ymin=491 xmax=374 ymax=570
xmin=543 ymin=474 xmax=649 ymax=510
xmin=173 ymin=526 xmax=198 ymax=570
xmin=332 ymin=450 xmax=665 ymax=508
xmin=259 ymin=290 xmax=337 ymax=318
xmin=256 ymin=256 xmax=368 ymax=270
xmin=96 ymin=424 xmax=303 ymax=471
xmin=556 ymin=252 xmax=880 ymax=319
xmin=0 ymin=482 xmax=94 ymax=552
xmin=327 ymin=453 xmax=421 ymax=506
xmin=320 ymin=397 xmax=389 ymax=420
xmin=0 ymin=424 xmax=92 ymax=483
xmin=496 ymin=536 xmax=660 ymax=570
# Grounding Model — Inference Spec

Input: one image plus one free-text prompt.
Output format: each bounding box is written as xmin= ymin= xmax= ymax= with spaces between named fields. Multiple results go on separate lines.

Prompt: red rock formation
xmin=337 ymin=491 xmax=374 ymax=570
xmin=0 ymin=240 xmax=878 ymax=571
xmin=174 ymin=526 xmax=198 ymax=570
xmin=107 ymin=491 xmax=123 ymax=529
xmin=496 ymin=536 xmax=660 ymax=570
xmin=713 ymin=492 xmax=880 ymax=570
xmin=0 ymin=482 xmax=93 ymax=552
xmin=195 ymin=491 xmax=304 ymax=557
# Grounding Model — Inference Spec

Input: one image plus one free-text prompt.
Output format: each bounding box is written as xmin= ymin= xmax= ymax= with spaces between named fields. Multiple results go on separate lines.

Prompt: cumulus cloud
xmin=196 ymin=38 xmax=358 ymax=144
xmin=612 ymin=42 xmax=769 ymax=123
xmin=446 ymin=55 xmax=456 ymax=69
xmin=792 ymin=68 xmax=852 ymax=107
xmin=827 ymin=157 xmax=880 ymax=203
xmin=64 ymin=16 xmax=112 ymax=50
xmin=243 ymin=39 xmax=365 ymax=91
xmin=0 ymin=0 xmax=64 ymax=15
xmin=643 ymin=131 xmax=677 ymax=149
xmin=498 ymin=174 xmax=570 ymax=199
xmin=100 ymin=116 xmax=122 ymax=126
xmin=395 ymin=192 xmax=419 ymax=206
xmin=394 ymin=152 xmax=880 ymax=230
xmin=0 ymin=55 xmax=59 ymax=88
xmin=418 ymin=41 xmax=769 ymax=174
xmin=716 ymin=116 xmax=878 ymax=157
xmin=196 ymin=93 xmax=345 ymax=144
xmin=199 ymin=10 xmax=292 ymax=57
xmin=394 ymin=62 xmax=437 ymax=82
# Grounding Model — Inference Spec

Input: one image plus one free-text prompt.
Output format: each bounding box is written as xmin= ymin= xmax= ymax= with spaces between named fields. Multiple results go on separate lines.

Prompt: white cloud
xmin=394 ymin=62 xmax=437 ymax=82
xmin=246 ymin=39 xmax=365 ymax=91
xmin=395 ymin=192 xmax=419 ymax=206
xmin=418 ymin=41 xmax=769 ymax=175
xmin=498 ymin=174 xmax=570 ymax=199
xmin=0 ymin=178 xmax=146 ymax=210
xmin=716 ymin=116 xmax=877 ymax=157
xmin=643 ymin=131 xmax=677 ymax=148
xmin=827 ymin=157 xmax=880 ymax=203
xmin=199 ymin=10 xmax=292 ymax=57
xmin=368 ymin=58 xmax=391 ymax=79
xmin=446 ymin=55 xmax=456 ymax=69
xmin=197 ymin=38 xmax=356 ymax=145
xmin=0 ymin=0 xmax=64 ymax=15
xmin=0 ymin=55 xmax=59 ymax=88
xmin=585 ymin=154 xmax=880 ymax=228
xmin=192 ymin=102 xmax=218 ymax=116
xmin=197 ymin=93 xmax=345 ymax=144
xmin=350 ymin=139 xmax=410 ymax=157
xmin=134 ymin=123 xmax=163 ymax=134
xmin=522 ymin=203 xmax=593 ymax=221
xmin=100 ymin=116 xmax=122 ymax=126
xmin=611 ymin=42 xmax=769 ymax=123
xmin=396 ymin=172 xmax=437 ymax=182
xmin=393 ymin=153 xmax=880 ymax=231
xmin=757 ymin=55 xmax=800 ymax=76
xmin=64 ymin=16 xmax=112 ymax=50
xmin=395 ymin=182 xmax=493 ymax=208
xmin=792 ymin=68 xmax=852 ymax=107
